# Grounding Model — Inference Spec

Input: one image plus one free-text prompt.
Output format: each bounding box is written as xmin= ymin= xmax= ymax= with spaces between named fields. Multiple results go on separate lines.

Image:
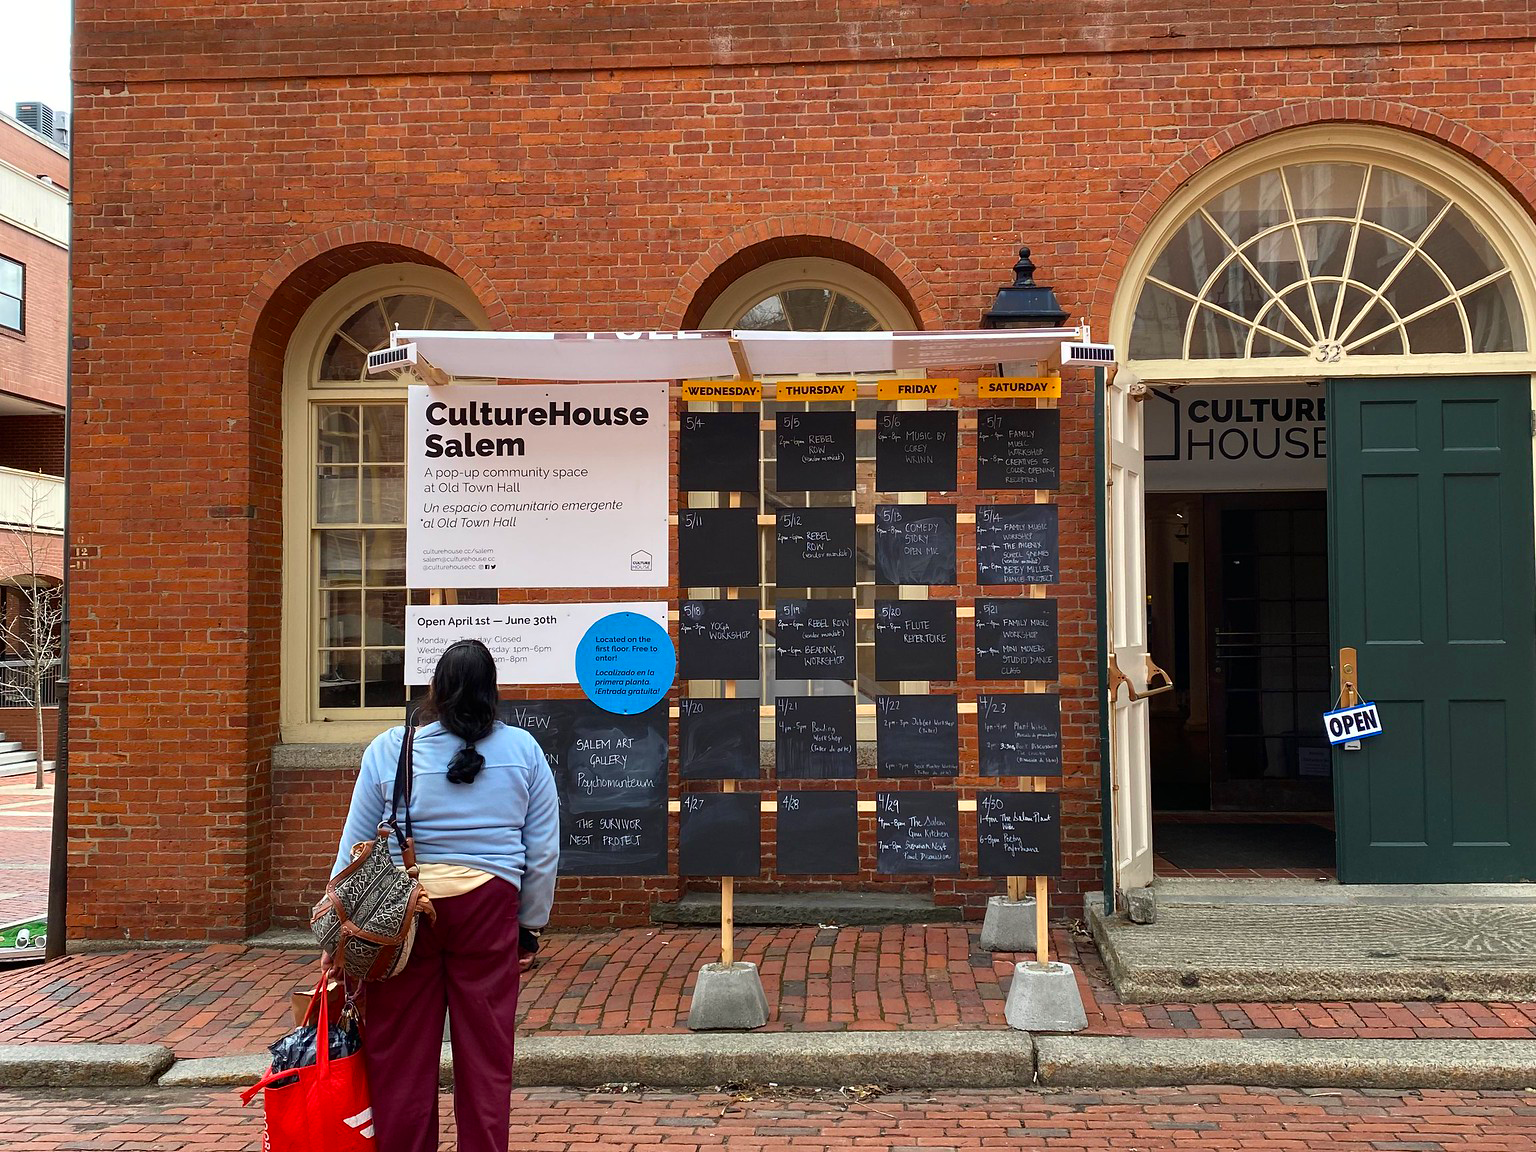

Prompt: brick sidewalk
xmin=2 ymin=1086 xmax=1534 ymax=1151
xmin=0 ymin=777 xmax=51 ymax=930
xmin=1 ymin=924 xmax=1533 ymax=1059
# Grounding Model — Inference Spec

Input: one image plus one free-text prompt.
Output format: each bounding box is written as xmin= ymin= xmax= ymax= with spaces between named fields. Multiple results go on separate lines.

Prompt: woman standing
xmin=331 ymin=639 xmax=560 ymax=1152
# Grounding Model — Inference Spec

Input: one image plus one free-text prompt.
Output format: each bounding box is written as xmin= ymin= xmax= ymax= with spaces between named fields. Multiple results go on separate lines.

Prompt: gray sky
xmin=2 ymin=2 xmax=71 ymax=121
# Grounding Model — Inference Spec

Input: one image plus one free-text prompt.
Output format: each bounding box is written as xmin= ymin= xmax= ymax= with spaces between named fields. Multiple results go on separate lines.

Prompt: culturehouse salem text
xmin=422 ymin=400 xmax=651 ymax=458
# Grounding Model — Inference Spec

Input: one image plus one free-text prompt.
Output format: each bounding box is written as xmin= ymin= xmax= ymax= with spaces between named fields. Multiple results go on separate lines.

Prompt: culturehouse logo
xmin=630 ymin=550 xmax=653 ymax=572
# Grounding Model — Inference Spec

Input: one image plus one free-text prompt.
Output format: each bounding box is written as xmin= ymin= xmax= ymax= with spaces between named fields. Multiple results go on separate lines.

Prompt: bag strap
xmin=389 ymin=725 xmax=416 ymax=861
xmin=241 ymin=973 xmax=332 ymax=1106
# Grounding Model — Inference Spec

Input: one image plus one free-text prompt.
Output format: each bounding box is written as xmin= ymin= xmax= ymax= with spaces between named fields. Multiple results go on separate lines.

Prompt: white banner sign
xmin=405 ymin=602 xmax=669 ymax=685
xmin=1145 ymin=384 xmax=1327 ymax=491
xmin=406 ymin=383 xmax=669 ymax=588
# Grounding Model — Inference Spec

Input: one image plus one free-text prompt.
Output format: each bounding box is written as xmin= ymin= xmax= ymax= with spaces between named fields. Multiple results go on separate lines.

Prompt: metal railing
xmin=0 ymin=659 xmax=58 ymax=707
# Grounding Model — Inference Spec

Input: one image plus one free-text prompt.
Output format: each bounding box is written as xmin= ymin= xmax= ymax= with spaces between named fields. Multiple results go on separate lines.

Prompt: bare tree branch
xmin=0 ymin=475 xmax=63 ymax=788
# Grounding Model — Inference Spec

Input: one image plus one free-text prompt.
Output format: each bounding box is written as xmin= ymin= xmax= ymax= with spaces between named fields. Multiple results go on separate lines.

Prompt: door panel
xmin=1107 ymin=371 xmax=1154 ymax=891
xmin=1330 ymin=376 xmax=1536 ymax=882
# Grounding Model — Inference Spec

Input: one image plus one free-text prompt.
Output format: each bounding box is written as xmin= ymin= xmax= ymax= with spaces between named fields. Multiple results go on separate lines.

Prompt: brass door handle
xmin=1139 ymin=656 xmax=1175 ymax=698
xmin=1108 ymin=654 xmax=1177 ymax=701
xmin=1337 ymin=646 xmax=1360 ymax=708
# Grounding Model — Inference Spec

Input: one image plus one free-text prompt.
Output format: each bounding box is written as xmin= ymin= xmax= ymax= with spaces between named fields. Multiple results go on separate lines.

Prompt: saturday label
xmin=978 ymin=376 xmax=1062 ymax=399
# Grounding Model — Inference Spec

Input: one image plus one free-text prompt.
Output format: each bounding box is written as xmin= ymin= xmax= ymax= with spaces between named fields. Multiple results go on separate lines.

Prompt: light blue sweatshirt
xmin=333 ymin=720 xmax=561 ymax=928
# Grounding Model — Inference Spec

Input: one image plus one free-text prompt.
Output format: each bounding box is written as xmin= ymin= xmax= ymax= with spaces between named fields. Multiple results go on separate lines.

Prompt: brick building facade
xmin=71 ymin=3 xmax=1536 ymax=942
xmin=0 ymin=110 xmax=67 ymax=777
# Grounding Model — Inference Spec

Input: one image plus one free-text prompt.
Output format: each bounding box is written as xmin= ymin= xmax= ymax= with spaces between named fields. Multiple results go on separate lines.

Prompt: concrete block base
xmin=978 ymin=895 xmax=1037 ymax=953
xmin=1004 ymin=961 xmax=1088 ymax=1033
xmin=686 ymin=962 xmax=770 ymax=1031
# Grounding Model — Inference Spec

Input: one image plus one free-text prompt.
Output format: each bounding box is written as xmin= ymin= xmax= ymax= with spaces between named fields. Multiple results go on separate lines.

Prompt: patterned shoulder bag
xmin=312 ymin=725 xmax=436 ymax=981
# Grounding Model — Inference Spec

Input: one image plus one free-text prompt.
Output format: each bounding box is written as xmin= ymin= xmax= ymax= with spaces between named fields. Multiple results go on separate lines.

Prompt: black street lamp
xmin=982 ymin=247 xmax=1070 ymax=329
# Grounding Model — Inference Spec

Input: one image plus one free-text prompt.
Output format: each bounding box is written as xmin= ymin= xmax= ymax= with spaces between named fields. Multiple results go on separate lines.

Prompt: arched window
xmin=282 ymin=266 xmax=487 ymax=741
xmin=696 ymin=258 xmax=921 ymax=728
xmin=1122 ymin=130 xmax=1536 ymax=374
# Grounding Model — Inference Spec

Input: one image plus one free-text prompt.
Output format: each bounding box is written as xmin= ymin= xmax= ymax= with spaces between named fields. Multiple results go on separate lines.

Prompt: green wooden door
xmin=1330 ymin=376 xmax=1536 ymax=883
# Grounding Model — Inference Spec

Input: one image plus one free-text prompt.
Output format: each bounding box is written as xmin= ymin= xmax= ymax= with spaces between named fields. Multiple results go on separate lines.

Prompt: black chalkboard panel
xmin=974 ymin=597 xmax=1058 ymax=681
xmin=977 ymin=504 xmax=1059 ymax=586
xmin=775 ymin=598 xmax=856 ymax=680
xmin=679 ymin=697 xmax=761 ymax=780
xmin=680 ymin=411 xmax=760 ymax=494
xmin=776 ymin=411 xmax=856 ymax=491
xmin=776 ymin=790 xmax=859 ymax=875
xmin=679 ymin=508 xmax=760 ymax=588
xmin=776 ymin=507 xmax=856 ymax=587
xmin=775 ymin=695 xmax=857 ymax=779
xmin=874 ymin=599 xmax=957 ymax=681
xmin=678 ymin=599 xmax=760 ymax=680
xmin=499 ymin=699 xmax=669 ymax=876
xmin=977 ymin=693 xmax=1062 ymax=777
xmin=679 ymin=792 xmax=761 ymax=877
xmin=876 ymin=694 xmax=959 ymax=778
xmin=876 ymin=790 xmax=961 ymax=874
xmin=976 ymin=791 xmax=1061 ymax=877
xmin=874 ymin=504 xmax=957 ymax=586
xmin=876 ymin=410 xmax=959 ymax=492
xmin=977 ymin=409 xmax=1060 ymax=491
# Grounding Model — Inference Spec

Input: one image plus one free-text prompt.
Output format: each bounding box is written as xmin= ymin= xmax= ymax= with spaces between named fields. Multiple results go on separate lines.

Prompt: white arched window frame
xmin=697 ymin=258 xmax=926 ymax=743
xmin=1113 ymin=126 xmax=1536 ymax=381
xmin=280 ymin=265 xmax=489 ymax=744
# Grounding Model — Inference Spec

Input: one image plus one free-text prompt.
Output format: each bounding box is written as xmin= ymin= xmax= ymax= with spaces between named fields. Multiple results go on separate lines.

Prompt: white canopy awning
xmin=380 ymin=326 xmax=1098 ymax=382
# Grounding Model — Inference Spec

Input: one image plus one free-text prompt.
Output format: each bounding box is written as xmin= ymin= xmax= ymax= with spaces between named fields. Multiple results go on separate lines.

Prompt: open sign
xmin=1323 ymin=702 xmax=1384 ymax=746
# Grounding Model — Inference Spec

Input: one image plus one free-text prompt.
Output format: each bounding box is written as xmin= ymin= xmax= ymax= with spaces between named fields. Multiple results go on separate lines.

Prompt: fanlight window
xmin=735 ymin=287 xmax=882 ymax=332
xmin=319 ymin=294 xmax=476 ymax=381
xmin=1131 ymin=162 xmax=1527 ymax=361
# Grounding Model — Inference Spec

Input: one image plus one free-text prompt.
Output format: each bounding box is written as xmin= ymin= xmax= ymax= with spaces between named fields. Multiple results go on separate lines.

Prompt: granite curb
xmin=1035 ymin=1036 xmax=1536 ymax=1090
xmin=0 ymin=1043 xmax=175 ymax=1088
xmin=32 ymin=1033 xmax=1536 ymax=1093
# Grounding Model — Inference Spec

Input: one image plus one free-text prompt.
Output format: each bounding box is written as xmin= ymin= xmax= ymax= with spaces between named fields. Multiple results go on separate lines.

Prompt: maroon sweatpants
xmin=363 ymin=877 xmax=521 ymax=1152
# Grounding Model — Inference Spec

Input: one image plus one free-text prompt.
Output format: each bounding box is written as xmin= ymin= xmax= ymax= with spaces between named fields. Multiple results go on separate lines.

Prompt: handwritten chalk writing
xmin=776 ymin=695 xmax=857 ymax=780
xmin=876 ymin=694 xmax=960 ymax=778
xmin=874 ymin=504 xmax=958 ymax=586
xmin=876 ymin=410 xmax=960 ymax=493
xmin=976 ymin=504 xmax=1059 ymax=585
xmin=876 ymin=791 xmax=961 ymax=874
xmin=874 ymin=600 xmax=957 ymax=681
xmin=977 ymin=408 xmax=1061 ymax=491
xmin=975 ymin=598 xmax=1059 ymax=681
xmin=776 ymin=598 xmax=856 ymax=680
xmin=777 ymin=411 xmax=856 ymax=491
xmin=976 ymin=791 xmax=1062 ymax=877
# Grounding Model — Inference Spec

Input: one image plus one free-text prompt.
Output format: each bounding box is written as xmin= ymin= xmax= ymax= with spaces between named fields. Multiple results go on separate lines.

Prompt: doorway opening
xmin=1143 ymin=385 xmax=1336 ymax=876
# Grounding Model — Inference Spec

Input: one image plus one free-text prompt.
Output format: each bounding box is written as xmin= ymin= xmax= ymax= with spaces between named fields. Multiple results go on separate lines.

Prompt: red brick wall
xmin=1 ymin=117 xmax=68 ymax=190
xmin=70 ymin=1 xmax=1536 ymax=940
xmin=0 ymin=706 xmax=57 ymax=760
xmin=0 ymin=417 xmax=65 ymax=475
xmin=0 ymin=224 xmax=67 ymax=412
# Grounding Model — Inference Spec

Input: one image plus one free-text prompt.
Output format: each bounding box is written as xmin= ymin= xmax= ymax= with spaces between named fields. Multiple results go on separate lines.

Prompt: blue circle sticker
xmin=575 ymin=611 xmax=676 ymax=714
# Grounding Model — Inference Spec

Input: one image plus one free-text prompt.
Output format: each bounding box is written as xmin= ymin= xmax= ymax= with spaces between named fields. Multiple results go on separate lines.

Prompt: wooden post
xmin=720 ymin=488 xmax=742 ymax=968
xmin=1034 ymin=776 xmax=1050 ymax=965
xmin=1035 ymin=872 xmax=1050 ymax=965
xmin=722 ymin=780 xmax=736 ymax=967
xmin=1035 ymin=371 xmax=1056 ymax=965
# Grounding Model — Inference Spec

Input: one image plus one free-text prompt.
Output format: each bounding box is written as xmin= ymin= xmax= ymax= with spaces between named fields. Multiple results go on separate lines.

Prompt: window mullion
xmin=1278 ymin=168 xmax=1324 ymax=341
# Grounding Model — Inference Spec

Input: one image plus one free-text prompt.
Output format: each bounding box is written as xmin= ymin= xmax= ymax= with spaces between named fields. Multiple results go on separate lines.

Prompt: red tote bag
xmin=241 ymin=977 xmax=375 ymax=1152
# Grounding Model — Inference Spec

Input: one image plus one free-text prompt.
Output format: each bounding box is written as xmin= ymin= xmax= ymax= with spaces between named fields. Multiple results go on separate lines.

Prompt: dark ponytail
xmin=417 ymin=639 xmax=499 ymax=783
